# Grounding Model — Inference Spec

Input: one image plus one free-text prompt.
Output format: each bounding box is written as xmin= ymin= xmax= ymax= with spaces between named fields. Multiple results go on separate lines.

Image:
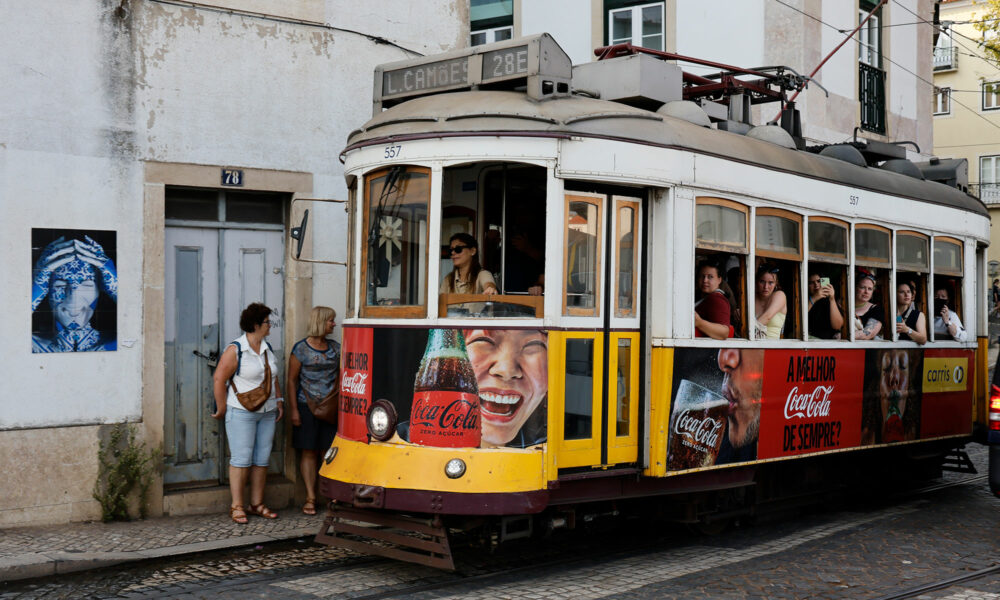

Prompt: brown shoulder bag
xmin=229 ymin=349 xmax=272 ymax=412
xmin=302 ymin=383 xmax=338 ymax=425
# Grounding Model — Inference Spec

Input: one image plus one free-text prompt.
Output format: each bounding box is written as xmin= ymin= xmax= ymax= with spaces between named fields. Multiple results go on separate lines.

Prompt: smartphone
xmin=896 ymin=314 xmax=903 ymax=323
xmin=819 ymin=277 xmax=830 ymax=288
xmin=934 ymin=298 xmax=947 ymax=314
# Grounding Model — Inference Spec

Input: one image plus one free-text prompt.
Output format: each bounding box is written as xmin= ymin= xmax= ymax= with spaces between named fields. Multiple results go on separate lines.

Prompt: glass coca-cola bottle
xmin=410 ymin=329 xmax=481 ymax=447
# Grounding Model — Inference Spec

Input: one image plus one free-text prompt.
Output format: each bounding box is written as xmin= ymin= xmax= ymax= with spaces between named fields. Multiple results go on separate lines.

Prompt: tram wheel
xmin=687 ymin=516 xmax=733 ymax=536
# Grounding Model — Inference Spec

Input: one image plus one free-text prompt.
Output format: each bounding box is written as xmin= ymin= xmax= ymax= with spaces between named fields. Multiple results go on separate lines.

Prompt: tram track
xmin=869 ymin=564 xmax=1000 ymax=600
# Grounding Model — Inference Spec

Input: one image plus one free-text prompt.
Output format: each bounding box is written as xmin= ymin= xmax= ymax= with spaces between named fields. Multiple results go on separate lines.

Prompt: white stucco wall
xmin=0 ymin=0 xmax=466 ymax=432
xmin=675 ymin=0 xmax=765 ymax=71
xmin=1 ymin=2 xmax=144 ymax=429
xmin=520 ymin=0 xmax=595 ymax=65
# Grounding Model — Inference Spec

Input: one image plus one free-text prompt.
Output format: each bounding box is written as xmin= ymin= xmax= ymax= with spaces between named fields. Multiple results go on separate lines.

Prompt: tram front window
xmin=438 ymin=163 xmax=547 ymax=318
xmin=363 ymin=166 xmax=430 ymax=316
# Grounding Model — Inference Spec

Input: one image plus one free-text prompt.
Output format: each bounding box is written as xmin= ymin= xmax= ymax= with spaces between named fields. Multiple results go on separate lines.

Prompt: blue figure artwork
xmin=31 ymin=232 xmax=118 ymax=353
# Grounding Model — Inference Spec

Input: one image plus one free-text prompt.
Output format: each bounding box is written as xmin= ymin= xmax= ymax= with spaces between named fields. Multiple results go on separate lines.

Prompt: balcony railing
xmin=972 ymin=183 xmax=1000 ymax=205
xmin=934 ymin=46 xmax=958 ymax=71
xmin=859 ymin=62 xmax=886 ymax=135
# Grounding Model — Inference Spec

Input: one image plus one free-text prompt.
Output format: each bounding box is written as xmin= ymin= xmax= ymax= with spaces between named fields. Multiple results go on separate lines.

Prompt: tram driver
xmin=694 ymin=259 xmax=732 ymax=339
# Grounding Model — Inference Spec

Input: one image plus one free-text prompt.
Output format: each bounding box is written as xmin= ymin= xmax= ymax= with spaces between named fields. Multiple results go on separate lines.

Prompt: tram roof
xmin=346 ymin=91 xmax=987 ymax=219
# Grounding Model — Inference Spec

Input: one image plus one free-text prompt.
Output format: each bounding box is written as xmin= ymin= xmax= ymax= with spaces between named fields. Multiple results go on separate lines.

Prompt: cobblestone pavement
xmin=1 ymin=446 xmax=996 ymax=599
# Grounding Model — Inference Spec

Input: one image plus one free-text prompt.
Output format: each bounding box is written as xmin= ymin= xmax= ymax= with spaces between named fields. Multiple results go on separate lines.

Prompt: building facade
xmin=0 ymin=0 xmax=466 ymax=527
xmin=932 ymin=0 xmax=1000 ymax=274
xmin=475 ymin=0 xmax=935 ymax=152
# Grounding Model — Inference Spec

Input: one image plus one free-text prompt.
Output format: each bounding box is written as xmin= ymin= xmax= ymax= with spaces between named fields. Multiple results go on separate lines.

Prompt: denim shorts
xmin=225 ymin=406 xmax=277 ymax=468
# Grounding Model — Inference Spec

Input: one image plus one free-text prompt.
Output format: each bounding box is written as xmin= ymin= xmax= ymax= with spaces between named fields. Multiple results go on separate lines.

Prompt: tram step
xmin=941 ymin=449 xmax=978 ymax=474
xmin=315 ymin=503 xmax=455 ymax=570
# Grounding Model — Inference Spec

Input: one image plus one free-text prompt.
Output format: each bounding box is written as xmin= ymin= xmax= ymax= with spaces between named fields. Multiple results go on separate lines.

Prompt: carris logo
xmin=341 ymin=372 xmax=368 ymax=396
xmin=784 ymin=385 xmax=834 ymax=419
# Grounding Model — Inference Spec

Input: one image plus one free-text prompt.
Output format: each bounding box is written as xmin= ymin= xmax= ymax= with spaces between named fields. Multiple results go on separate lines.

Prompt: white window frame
xmin=983 ymin=81 xmax=1000 ymax=111
xmin=608 ymin=2 xmax=665 ymax=51
xmin=934 ymin=87 xmax=951 ymax=115
xmin=471 ymin=25 xmax=513 ymax=47
xmin=858 ymin=8 xmax=880 ymax=67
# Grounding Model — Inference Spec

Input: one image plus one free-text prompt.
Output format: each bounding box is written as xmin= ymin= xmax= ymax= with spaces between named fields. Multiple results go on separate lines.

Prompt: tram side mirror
xmin=290 ymin=209 xmax=309 ymax=259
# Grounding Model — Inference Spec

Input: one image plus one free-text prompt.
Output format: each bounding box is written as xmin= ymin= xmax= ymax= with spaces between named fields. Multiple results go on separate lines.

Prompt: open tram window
xmin=695 ymin=197 xmax=749 ymax=339
xmin=437 ymin=163 xmax=547 ymax=318
xmin=896 ymin=231 xmax=930 ymax=343
xmin=807 ymin=218 xmax=849 ymax=340
xmin=362 ymin=166 xmax=430 ymax=317
xmin=933 ymin=237 xmax=966 ymax=341
xmin=754 ymin=208 xmax=803 ymax=340
xmin=854 ymin=224 xmax=892 ymax=340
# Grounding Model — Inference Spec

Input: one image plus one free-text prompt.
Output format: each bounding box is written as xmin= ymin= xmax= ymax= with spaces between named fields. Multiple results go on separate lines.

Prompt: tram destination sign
xmin=373 ymin=34 xmax=571 ymax=113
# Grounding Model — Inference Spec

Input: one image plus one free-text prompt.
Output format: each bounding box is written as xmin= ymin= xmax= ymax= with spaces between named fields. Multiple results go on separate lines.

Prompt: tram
xmin=299 ymin=34 xmax=992 ymax=569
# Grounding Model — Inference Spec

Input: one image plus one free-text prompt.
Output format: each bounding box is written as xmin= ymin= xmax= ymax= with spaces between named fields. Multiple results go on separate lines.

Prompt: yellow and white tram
xmin=303 ymin=35 xmax=991 ymax=569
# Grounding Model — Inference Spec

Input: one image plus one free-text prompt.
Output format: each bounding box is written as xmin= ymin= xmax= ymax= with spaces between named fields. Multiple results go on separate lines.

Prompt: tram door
xmin=554 ymin=192 xmax=642 ymax=470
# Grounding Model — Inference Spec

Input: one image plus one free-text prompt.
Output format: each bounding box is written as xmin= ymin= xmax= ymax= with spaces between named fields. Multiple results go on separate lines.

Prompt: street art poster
xmin=338 ymin=327 xmax=547 ymax=449
xmin=31 ymin=229 xmax=117 ymax=353
xmin=667 ymin=346 xmax=973 ymax=472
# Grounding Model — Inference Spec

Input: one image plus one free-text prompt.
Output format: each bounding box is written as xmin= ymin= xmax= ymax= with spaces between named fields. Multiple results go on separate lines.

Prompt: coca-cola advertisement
xmin=364 ymin=327 xmax=547 ymax=449
xmin=667 ymin=348 xmax=762 ymax=470
xmin=338 ymin=327 xmax=373 ymax=442
xmin=758 ymin=349 xmax=863 ymax=459
xmin=861 ymin=348 xmax=923 ymax=445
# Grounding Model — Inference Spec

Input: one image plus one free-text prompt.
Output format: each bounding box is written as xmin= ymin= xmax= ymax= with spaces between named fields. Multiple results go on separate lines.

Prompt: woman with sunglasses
xmin=754 ymin=264 xmax=786 ymax=340
xmin=854 ymin=271 xmax=884 ymax=340
xmin=895 ymin=280 xmax=927 ymax=344
xmin=440 ymin=233 xmax=498 ymax=295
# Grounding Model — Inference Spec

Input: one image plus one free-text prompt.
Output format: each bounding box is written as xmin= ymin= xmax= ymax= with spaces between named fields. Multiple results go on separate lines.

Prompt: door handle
xmin=193 ymin=350 xmax=219 ymax=368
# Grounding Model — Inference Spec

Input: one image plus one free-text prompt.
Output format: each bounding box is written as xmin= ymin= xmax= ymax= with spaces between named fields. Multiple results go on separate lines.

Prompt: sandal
xmin=229 ymin=505 xmax=248 ymax=524
xmin=302 ymin=498 xmax=317 ymax=516
xmin=246 ymin=503 xmax=279 ymax=519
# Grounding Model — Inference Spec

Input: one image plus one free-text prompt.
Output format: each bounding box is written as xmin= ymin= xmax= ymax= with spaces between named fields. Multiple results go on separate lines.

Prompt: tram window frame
xmin=807 ymin=217 xmax=850 ymax=340
xmin=755 ymin=208 xmax=803 ymax=340
xmin=854 ymin=224 xmax=892 ymax=341
xmin=696 ymin=198 xmax=749 ymax=339
xmin=347 ymin=179 xmax=358 ymax=318
xmin=360 ymin=165 xmax=431 ymax=319
xmin=933 ymin=237 xmax=965 ymax=342
xmin=564 ymin=192 xmax=605 ymax=317
xmin=614 ymin=196 xmax=640 ymax=318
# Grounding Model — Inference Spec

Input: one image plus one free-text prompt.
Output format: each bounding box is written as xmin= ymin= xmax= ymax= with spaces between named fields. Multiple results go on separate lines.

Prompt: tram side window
xmin=564 ymin=193 xmax=603 ymax=316
xmin=363 ymin=166 xmax=430 ymax=316
xmin=896 ymin=232 xmax=929 ymax=344
xmin=933 ymin=238 xmax=967 ymax=341
xmin=437 ymin=164 xmax=546 ymax=318
xmin=854 ymin=225 xmax=892 ymax=340
xmin=754 ymin=209 xmax=802 ymax=340
xmin=807 ymin=219 xmax=849 ymax=340
xmin=695 ymin=198 xmax=749 ymax=339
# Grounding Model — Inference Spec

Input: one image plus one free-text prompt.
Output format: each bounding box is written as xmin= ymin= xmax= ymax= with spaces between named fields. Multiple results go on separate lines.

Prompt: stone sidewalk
xmin=0 ymin=507 xmax=324 ymax=583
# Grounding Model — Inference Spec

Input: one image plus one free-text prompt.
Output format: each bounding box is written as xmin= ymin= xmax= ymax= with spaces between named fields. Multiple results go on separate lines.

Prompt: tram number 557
xmin=384 ymin=145 xmax=402 ymax=159
xmin=849 ymin=194 xmax=860 ymax=206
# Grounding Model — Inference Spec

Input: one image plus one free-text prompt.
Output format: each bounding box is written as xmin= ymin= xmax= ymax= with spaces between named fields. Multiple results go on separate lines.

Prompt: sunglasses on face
xmin=449 ymin=245 xmax=471 ymax=255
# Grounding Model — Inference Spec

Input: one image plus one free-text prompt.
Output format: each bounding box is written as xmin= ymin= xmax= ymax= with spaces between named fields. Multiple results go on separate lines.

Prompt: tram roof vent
xmin=657 ymin=100 xmax=711 ymax=127
xmin=817 ymin=144 xmax=867 ymax=168
xmin=745 ymin=125 xmax=796 ymax=149
xmin=571 ymin=53 xmax=683 ymax=111
xmin=912 ymin=157 xmax=969 ymax=190
xmin=878 ymin=159 xmax=925 ymax=180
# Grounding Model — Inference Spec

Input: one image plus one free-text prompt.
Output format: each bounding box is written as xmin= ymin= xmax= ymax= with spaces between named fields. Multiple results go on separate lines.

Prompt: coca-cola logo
xmin=673 ymin=410 xmax=723 ymax=449
xmin=341 ymin=372 xmax=368 ymax=396
xmin=412 ymin=397 xmax=480 ymax=432
xmin=784 ymin=385 xmax=834 ymax=419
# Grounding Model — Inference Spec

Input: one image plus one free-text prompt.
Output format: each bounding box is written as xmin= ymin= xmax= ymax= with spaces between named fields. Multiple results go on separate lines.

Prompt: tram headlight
xmin=323 ymin=445 xmax=338 ymax=464
xmin=444 ymin=458 xmax=466 ymax=479
xmin=366 ymin=399 xmax=397 ymax=442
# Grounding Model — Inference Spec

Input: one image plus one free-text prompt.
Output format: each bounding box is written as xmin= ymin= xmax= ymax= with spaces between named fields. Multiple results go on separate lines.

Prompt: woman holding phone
xmin=933 ymin=287 xmax=967 ymax=342
xmin=807 ymin=271 xmax=843 ymax=339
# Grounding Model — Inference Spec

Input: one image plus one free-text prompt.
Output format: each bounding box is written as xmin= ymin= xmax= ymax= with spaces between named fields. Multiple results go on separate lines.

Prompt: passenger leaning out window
xmin=807 ymin=270 xmax=844 ymax=339
xmin=933 ymin=287 xmax=967 ymax=342
xmin=695 ymin=260 xmax=731 ymax=339
xmin=895 ymin=280 xmax=927 ymax=344
xmin=854 ymin=270 xmax=884 ymax=340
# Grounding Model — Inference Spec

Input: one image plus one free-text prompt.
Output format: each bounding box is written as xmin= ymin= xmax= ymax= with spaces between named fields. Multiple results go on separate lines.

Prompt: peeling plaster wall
xmin=0 ymin=0 xmax=466 ymax=527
